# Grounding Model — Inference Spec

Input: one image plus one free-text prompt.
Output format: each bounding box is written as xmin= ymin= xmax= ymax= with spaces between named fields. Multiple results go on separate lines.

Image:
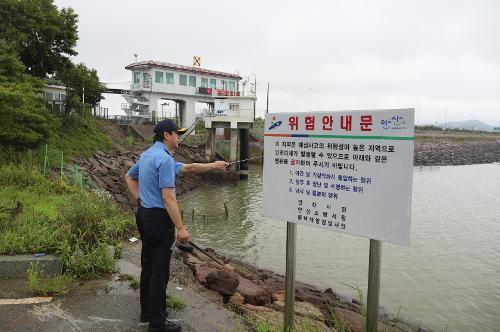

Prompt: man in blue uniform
xmin=125 ymin=119 xmax=228 ymax=332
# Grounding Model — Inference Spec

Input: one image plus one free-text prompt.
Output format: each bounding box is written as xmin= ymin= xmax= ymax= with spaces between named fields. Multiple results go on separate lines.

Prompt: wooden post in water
xmin=366 ymin=239 xmax=382 ymax=332
xmin=284 ymin=222 xmax=297 ymax=331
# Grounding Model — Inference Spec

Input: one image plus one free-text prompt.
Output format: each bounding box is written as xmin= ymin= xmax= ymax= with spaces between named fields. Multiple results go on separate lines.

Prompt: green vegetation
xmin=244 ymin=315 xmax=337 ymax=332
xmin=1 ymin=0 xmax=108 ymax=153
xmin=0 ymin=0 xmax=133 ymax=298
xmin=118 ymin=273 xmax=140 ymax=290
xmin=57 ymin=62 xmax=107 ymax=109
xmin=27 ymin=263 xmax=74 ymax=296
xmin=0 ymin=113 xmax=112 ymax=165
xmin=0 ymin=0 xmax=78 ymax=78
xmin=0 ymin=166 xmax=135 ymax=279
xmin=0 ymin=40 xmax=53 ymax=149
xmin=167 ymin=294 xmax=186 ymax=310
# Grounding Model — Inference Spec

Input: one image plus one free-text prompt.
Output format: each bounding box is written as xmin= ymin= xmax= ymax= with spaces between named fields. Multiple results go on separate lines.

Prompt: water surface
xmin=179 ymin=163 xmax=500 ymax=332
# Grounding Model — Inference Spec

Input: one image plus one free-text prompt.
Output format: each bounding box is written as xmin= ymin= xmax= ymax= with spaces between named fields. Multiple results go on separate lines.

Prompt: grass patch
xmin=27 ymin=263 xmax=74 ymax=296
xmin=124 ymin=135 xmax=135 ymax=149
xmin=167 ymin=294 xmax=186 ymax=310
xmin=118 ymin=273 xmax=139 ymax=290
xmin=0 ymin=114 xmax=112 ymax=167
xmin=341 ymin=282 xmax=414 ymax=332
xmin=47 ymin=114 xmax=112 ymax=157
xmin=0 ymin=165 xmax=135 ymax=279
xmin=244 ymin=315 xmax=336 ymax=332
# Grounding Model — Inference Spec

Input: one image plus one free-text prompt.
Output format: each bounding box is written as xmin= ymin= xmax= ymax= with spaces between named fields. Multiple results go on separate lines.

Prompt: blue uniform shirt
xmin=127 ymin=141 xmax=184 ymax=208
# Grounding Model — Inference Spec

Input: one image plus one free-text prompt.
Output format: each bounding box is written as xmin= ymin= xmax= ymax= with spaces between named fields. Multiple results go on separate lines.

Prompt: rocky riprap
xmin=414 ymin=141 xmax=500 ymax=166
xmin=76 ymin=144 xmax=236 ymax=210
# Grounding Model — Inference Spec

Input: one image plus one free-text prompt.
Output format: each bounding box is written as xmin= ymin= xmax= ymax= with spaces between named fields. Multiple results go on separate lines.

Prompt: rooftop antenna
xmin=133 ymin=53 xmax=138 ymax=63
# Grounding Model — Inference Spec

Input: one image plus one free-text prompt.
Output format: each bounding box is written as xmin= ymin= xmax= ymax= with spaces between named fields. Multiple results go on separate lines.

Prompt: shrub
xmin=58 ymin=241 xmax=116 ymax=279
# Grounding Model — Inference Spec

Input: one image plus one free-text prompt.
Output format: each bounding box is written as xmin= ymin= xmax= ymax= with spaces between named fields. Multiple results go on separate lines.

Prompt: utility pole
xmin=252 ymin=73 xmax=257 ymax=121
xmin=444 ymin=109 xmax=447 ymax=130
xmin=266 ymin=82 xmax=269 ymax=114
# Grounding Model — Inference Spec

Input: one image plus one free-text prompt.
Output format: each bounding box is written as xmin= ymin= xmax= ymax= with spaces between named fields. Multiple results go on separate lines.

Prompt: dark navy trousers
xmin=136 ymin=206 xmax=175 ymax=328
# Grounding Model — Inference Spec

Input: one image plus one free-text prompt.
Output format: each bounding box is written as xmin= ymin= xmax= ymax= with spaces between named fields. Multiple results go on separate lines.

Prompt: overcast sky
xmin=54 ymin=0 xmax=500 ymax=125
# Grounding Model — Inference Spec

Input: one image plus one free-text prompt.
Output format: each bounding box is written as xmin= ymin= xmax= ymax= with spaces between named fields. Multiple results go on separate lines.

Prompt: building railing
xmin=129 ymin=81 xmax=256 ymax=98
xmin=112 ymin=115 xmax=145 ymax=125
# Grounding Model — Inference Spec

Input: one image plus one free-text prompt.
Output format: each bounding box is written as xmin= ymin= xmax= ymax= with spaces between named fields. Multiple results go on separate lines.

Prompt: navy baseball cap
xmin=154 ymin=119 xmax=187 ymax=136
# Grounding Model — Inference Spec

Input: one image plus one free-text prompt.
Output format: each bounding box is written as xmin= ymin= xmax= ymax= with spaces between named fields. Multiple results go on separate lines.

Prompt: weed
xmin=118 ymin=273 xmax=139 ymax=290
xmin=342 ymin=282 xmax=366 ymax=317
xmin=324 ymin=301 xmax=351 ymax=332
xmin=59 ymin=241 xmax=116 ymax=279
xmin=27 ymin=263 xmax=74 ymax=296
xmin=124 ymin=135 xmax=135 ymax=149
xmin=341 ymin=282 xmax=414 ymax=332
xmin=243 ymin=314 xmax=337 ymax=332
xmin=0 ymin=212 xmax=63 ymax=255
xmin=166 ymin=294 xmax=186 ymax=310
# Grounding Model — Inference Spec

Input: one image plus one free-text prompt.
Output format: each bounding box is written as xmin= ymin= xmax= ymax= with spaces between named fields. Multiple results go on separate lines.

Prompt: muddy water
xmin=178 ymin=163 xmax=500 ymax=332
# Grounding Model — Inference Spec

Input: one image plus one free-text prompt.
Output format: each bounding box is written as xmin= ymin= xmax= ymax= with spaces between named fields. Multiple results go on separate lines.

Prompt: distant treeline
xmin=415 ymin=125 xmax=496 ymax=134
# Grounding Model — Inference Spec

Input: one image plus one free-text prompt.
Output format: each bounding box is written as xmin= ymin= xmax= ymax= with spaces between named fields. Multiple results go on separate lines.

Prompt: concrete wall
xmin=204 ymin=97 xmax=254 ymax=128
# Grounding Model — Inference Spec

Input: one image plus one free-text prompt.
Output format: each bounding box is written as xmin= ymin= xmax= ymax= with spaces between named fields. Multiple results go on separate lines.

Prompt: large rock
xmin=273 ymin=300 xmax=324 ymax=321
xmin=184 ymin=254 xmax=203 ymax=267
xmin=206 ymin=270 xmax=240 ymax=296
xmin=101 ymin=176 xmax=116 ymax=188
xmin=272 ymin=290 xmax=285 ymax=302
xmin=228 ymin=292 xmax=245 ymax=307
xmin=193 ymin=263 xmax=217 ymax=286
xmin=243 ymin=304 xmax=273 ymax=312
xmin=236 ymin=277 xmax=272 ymax=305
xmin=114 ymin=194 xmax=129 ymax=205
xmin=331 ymin=307 xmax=387 ymax=332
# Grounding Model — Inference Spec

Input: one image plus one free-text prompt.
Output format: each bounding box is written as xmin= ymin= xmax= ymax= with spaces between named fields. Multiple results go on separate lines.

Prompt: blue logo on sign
xmin=381 ymin=115 xmax=406 ymax=130
xmin=268 ymin=117 xmax=282 ymax=130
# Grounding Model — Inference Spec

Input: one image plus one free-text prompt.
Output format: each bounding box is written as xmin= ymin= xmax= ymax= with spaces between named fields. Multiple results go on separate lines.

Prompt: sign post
xmin=262 ymin=109 xmax=415 ymax=330
xmin=366 ymin=239 xmax=382 ymax=332
xmin=284 ymin=222 xmax=297 ymax=330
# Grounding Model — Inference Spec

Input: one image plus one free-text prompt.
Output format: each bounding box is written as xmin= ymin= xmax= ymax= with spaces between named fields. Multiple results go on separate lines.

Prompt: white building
xmin=123 ymin=60 xmax=256 ymax=129
xmin=123 ymin=60 xmax=256 ymax=178
xmin=43 ymin=83 xmax=67 ymax=109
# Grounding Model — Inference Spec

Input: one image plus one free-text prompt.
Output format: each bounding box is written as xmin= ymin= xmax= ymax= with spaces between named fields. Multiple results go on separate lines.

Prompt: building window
xmin=166 ymin=72 xmax=174 ymax=84
xmin=221 ymin=80 xmax=227 ymax=90
xmin=229 ymin=81 xmax=235 ymax=92
xmin=201 ymin=77 xmax=208 ymax=88
xmin=188 ymin=75 xmax=196 ymax=87
xmin=155 ymin=71 xmax=163 ymax=83
xmin=134 ymin=71 xmax=140 ymax=83
xmin=143 ymin=72 xmax=150 ymax=82
xmin=229 ymin=103 xmax=239 ymax=111
xmin=210 ymin=78 xmax=216 ymax=89
xmin=179 ymin=74 xmax=187 ymax=86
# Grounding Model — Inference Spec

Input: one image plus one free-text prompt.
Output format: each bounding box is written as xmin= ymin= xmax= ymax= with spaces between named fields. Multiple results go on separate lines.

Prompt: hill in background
xmin=438 ymin=120 xmax=495 ymax=132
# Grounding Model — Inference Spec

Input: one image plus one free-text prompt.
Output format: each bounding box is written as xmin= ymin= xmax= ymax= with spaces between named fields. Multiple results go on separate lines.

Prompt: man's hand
xmin=213 ymin=160 xmax=229 ymax=171
xmin=176 ymin=227 xmax=190 ymax=243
